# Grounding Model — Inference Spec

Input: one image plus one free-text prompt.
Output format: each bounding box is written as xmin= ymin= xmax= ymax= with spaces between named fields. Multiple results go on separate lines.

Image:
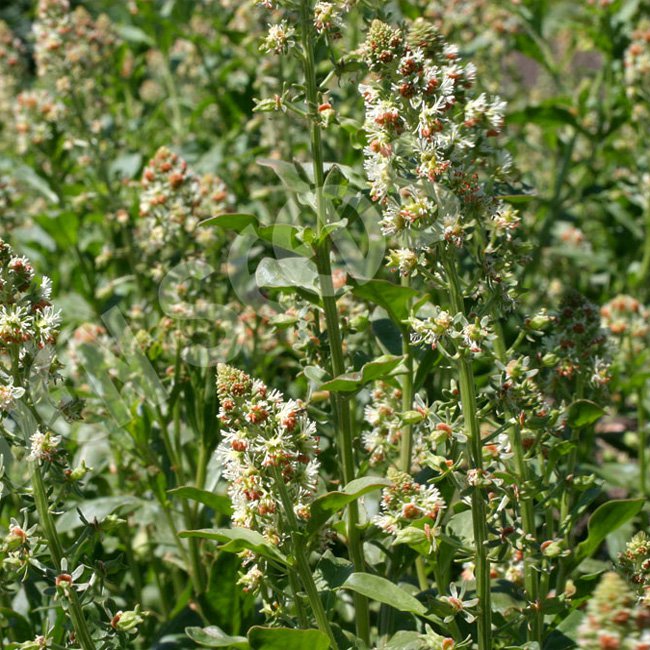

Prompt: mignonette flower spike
xmin=216 ymin=363 xmax=320 ymax=591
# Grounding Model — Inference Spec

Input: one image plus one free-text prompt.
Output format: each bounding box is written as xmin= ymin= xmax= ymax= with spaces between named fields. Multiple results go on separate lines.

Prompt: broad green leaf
xmin=179 ymin=528 xmax=288 ymax=565
xmin=308 ymin=476 xmax=391 ymax=535
xmin=566 ymin=400 xmax=605 ymax=428
xmin=248 ymin=627 xmax=329 ymax=650
xmin=57 ymin=496 xmax=143 ymax=533
xmin=257 ymin=224 xmax=311 ymax=256
xmin=573 ymin=499 xmax=645 ymax=568
xmin=0 ymin=606 xmax=32 ymax=640
xmin=168 ymin=486 xmax=232 ymax=516
xmin=258 ymin=159 xmax=312 ymax=194
xmin=320 ymin=355 xmax=404 ymax=393
xmin=353 ymin=280 xmax=419 ymax=323
xmin=340 ymin=572 xmax=426 ymax=615
xmin=384 ymin=631 xmax=422 ymax=650
xmin=12 ymin=164 xmax=59 ymax=203
xmin=200 ymin=213 xmax=258 ymax=232
xmin=186 ymin=625 xmax=249 ymax=648
xmin=255 ymin=257 xmax=319 ymax=293
xmin=115 ymin=24 xmax=154 ymax=45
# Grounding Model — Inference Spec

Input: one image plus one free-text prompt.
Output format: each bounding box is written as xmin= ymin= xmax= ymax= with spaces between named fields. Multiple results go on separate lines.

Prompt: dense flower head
xmin=542 ymin=292 xmax=611 ymax=389
xmin=618 ymin=532 xmax=650 ymax=593
xmin=0 ymin=21 xmax=25 ymax=114
xmin=601 ymin=295 xmax=650 ymax=354
xmin=361 ymin=20 xmax=505 ymax=214
xmin=577 ymin=571 xmax=650 ymax=649
xmin=216 ymin=364 xmax=320 ymax=590
xmin=136 ymin=147 xmax=227 ymax=274
xmin=375 ymin=468 xmax=445 ymax=536
xmin=363 ymin=381 xmax=404 ymax=466
xmin=13 ymin=89 xmax=65 ymax=154
xmin=410 ymin=307 xmax=494 ymax=356
xmin=625 ymin=19 xmax=650 ymax=99
xmin=33 ymin=0 xmax=118 ymax=92
xmin=0 ymin=239 xmax=60 ymax=362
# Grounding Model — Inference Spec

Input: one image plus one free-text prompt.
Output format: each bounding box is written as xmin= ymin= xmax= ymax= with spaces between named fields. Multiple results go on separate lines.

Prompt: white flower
xmin=0 ymin=378 xmax=25 ymax=411
xmin=28 ymin=428 xmax=61 ymax=462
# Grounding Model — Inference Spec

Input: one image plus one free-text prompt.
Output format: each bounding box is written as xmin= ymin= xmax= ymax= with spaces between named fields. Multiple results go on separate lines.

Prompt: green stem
xmin=639 ymin=388 xmax=648 ymax=498
xmin=441 ymin=250 xmax=492 ymax=650
xmin=556 ymin=378 xmax=585 ymax=595
xmin=31 ymin=463 xmax=95 ymax=650
xmin=274 ymin=470 xmax=339 ymax=649
xmin=492 ymin=318 xmax=542 ymax=643
xmin=299 ymin=2 xmax=369 ymax=643
xmin=636 ymin=201 xmax=650 ymax=289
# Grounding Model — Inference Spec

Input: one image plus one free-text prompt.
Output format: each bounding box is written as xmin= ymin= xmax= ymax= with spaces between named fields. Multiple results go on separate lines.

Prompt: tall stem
xmin=639 ymin=387 xmax=648 ymax=499
xmin=299 ymin=1 xmax=369 ymax=643
xmin=31 ymin=463 xmax=95 ymax=650
xmin=492 ymin=319 xmax=542 ymax=643
xmin=441 ymin=251 xmax=492 ymax=650
xmin=556 ymin=377 xmax=585 ymax=595
xmin=274 ymin=470 xmax=339 ymax=650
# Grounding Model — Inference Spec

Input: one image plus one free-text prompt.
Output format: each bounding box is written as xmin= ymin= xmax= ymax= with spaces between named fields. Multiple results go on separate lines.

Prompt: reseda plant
xmin=0 ymin=239 xmax=145 ymax=648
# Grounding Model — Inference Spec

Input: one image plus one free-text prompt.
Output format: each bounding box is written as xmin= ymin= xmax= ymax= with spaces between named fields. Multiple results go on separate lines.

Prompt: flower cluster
xmin=360 ymin=18 xmax=509 ymax=224
xmin=0 ymin=21 xmax=25 ymax=115
xmin=216 ymin=363 xmax=320 ymax=591
xmin=33 ymin=0 xmax=118 ymax=97
xmin=601 ymin=295 xmax=650 ymax=354
xmin=136 ymin=147 xmax=228 ymax=278
xmin=410 ymin=307 xmax=494 ymax=355
xmin=363 ymin=382 xmax=405 ymax=466
xmin=541 ymin=292 xmax=611 ymax=391
xmin=374 ymin=468 xmax=445 ymax=537
xmin=618 ymin=532 xmax=650 ymax=594
xmin=13 ymin=89 xmax=65 ymax=154
xmin=0 ymin=239 xmax=60 ymax=371
xmin=577 ymin=571 xmax=650 ymax=649
xmin=625 ymin=19 xmax=650 ymax=99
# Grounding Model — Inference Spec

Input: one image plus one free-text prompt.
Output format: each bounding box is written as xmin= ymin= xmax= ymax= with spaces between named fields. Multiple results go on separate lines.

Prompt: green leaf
xmin=340 ymin=573 xmax=426 ymax=615
xmin=57 ymin=496 xmax=143 ymax=533
xmin=247 ymin=627 xmax=329 ymax=650
xmin=384 ymin=631 xmax=423 ymax=650
xmin=320 ymin=355 xmax=404 ymax=393
xmin=200 ymin=213 xmax=258 ymax=232
xmin=114 ymin=24 xmax=154 ymax=45
xmin=0 ymin=606 xmax=32 ymax=640
xmin=572 ymin=499 xmax=645 ymax=568
xmin=353 ymin=280 xmax=419 ymax=324
xmin=179 ymin=528 xmax=288 ymax=565
xmin=566 ymin=400 xmax=605 ymax=428
xmin=255 ymin=257 xmax=319 ymax=293
xmin=168 ymin=486 xmax=232 ymax=516
xmin=308 ymin=476 xmax=391 ymax=535
xmin=257 ymin=224 xmax=311 ymax=256
xmin=186 ymin=625 xmax=249 ymax=648
xmin=258 ymin=159 xmax=312 ymax=194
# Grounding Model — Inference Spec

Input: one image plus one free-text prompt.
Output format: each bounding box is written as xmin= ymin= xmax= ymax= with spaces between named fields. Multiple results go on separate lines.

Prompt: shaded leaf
xmin=320 ymin=355 xmax=404 ymax=393
xmin=573 ymin=499 xmax=645 ymax=568
xmin=248 ymin=627 xmax=329 ymax=650
xmin=185 ymin=625 xmax=249 ymax=648
xmin=168 ymin=486 xmax=232 ymax=516
xmin=308 ymin=476 xmax=391 ymax=535
xmin=179 ymin=528 xmax=288 ymax=565
xmin=340 ymin=573 xmax=426 ymax=615
xmin=566 ymin=400 xmax=605 ymax=428
xmin=200 ymin=213 xmax=258 ymax=232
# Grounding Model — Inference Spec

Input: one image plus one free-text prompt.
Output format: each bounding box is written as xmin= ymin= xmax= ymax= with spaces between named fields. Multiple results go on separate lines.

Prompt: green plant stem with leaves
xmin=492 ymin=319 xmax=542 ymax=643
xmin=441 ymin=250 xmax=492 ymax=650
xmin=273 ymin=468 xmax=339 ymax=649
xmin=556 ymin=377 xmax=585 ymax=595
xmin=299 ymin=1 xmax=369 ymax=644
xmin=30 ymin=463 xmax=95 ymax=650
